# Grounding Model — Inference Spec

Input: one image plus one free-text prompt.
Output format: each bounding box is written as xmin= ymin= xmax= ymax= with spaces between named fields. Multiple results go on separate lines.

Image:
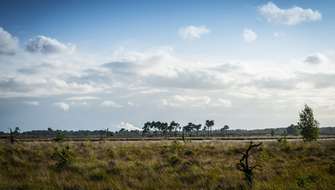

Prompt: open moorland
xmin=0 ymin=139 xmax=335 ymax=190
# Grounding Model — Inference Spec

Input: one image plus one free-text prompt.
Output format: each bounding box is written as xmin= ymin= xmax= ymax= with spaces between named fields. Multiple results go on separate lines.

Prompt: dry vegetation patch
xmin=0 ymin=140 xmax=334 ymax=190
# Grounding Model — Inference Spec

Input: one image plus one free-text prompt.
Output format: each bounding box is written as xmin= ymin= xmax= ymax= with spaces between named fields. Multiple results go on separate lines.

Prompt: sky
xmin=0 ymin=0 xmax=334 ymax=131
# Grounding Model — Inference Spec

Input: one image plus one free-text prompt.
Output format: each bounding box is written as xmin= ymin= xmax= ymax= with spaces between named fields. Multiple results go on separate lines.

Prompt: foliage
xmin=297 ymin=105 xmax=320 ymax=141
xmin=277 ymin=135 xmax=289 ymax=151
xmin=205 ymin=120 xmax=214 ymax=136
xmin=54 ymin=132 xmax=65 ymax=142
xmin=220 ymin=125 xmax=230 ymax=136
xmin=182 ymin=123 xmax=202 ymax=140
xmin=142 ymin=121 xmax=170 ymax=136
xmin=271 ymin=129 xmax=275 ymax=136
xmin=169 ymin=121 xmax=180 ymax=135
xmin=287 ymin=124 xmax=300 ymax=136
xmin=4 ymin=125 xmax=335 ymax=139
xmin=51 ymin=145 xmax=73 ymax=170
xmin=277 ymin=136 xmax=287 ymax=143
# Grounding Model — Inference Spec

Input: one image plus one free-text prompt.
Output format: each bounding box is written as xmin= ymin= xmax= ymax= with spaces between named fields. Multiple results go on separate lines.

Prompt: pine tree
xmin=297 ymin=105 xmax=319 ymax=141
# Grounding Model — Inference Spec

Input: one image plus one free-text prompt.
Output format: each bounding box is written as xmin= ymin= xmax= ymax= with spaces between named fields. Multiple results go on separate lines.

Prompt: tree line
xmin=2 ymin=105 xmax=326 ymax=142
xmin=141 ymin=120 xmax=229 ymax=137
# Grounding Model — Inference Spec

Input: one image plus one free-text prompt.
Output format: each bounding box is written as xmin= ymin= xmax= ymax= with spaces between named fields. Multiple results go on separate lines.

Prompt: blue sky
xmin=2 ymin=0 xmax=333 ymax=56
xmin=0 ymin=1 xmax=334 ymax=131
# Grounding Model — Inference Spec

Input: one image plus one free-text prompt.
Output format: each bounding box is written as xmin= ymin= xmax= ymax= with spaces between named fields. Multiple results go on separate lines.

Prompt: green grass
xmin=0 ymin=140 xmax=335 ymax=190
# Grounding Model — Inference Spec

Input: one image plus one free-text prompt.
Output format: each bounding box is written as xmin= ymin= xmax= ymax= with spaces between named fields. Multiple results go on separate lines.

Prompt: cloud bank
xmin=0 ymin=27 xmax=18 ymax=55
xmin=259 ymin=2 xmax=321 ymax=25
xmin=26 ymin=36 xmax=76 ymax=54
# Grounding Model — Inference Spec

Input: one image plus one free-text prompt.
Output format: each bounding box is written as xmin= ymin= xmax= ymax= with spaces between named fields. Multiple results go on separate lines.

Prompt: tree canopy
xmin=297 ymin=105 xmax=319 ymax=141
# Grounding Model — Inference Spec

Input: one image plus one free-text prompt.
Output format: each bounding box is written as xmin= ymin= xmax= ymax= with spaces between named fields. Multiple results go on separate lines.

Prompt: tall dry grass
xmin=0 ymin=140 xmax=334 ymax=189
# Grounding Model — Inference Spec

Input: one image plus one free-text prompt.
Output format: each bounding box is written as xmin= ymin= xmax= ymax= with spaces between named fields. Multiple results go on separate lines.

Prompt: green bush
xmin=184 ymin=149 xmax=193 ymax=156
xmin=54 ymin=132 xmax=65 ymax=142
xmin=277 ymin=136 xmax=290 ymax=151
xmin=51 ymin=145 xmax=73 ymax=170
xmin=168 ymin=154 xmax=181 ymax=166
xmin=169 ymin=140 xmax=183 ymax=153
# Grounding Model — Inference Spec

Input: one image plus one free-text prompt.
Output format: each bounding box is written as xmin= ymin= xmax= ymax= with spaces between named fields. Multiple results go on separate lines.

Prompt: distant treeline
xmin=1 ymin=125 xmax=335 ymax=139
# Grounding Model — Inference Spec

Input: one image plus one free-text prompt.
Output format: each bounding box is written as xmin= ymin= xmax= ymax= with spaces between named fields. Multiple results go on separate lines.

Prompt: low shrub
xmin=54 ymin=132 xmax=65 ymax=142
xmin=296 ymin=174 xmax=319 ymax=188
xmin=51 ymin=145 xmax=74 ymax=170
xmin=329 ymin=161 xmax=335 ymax=175
xmin=168 ymin=154 xmax=181 ymax=166
xmin=184 ymin=149 xmax=193 ymax=156
xmin=277 ymin=136 xmax=290 ymax=151
xmin=89 ymin=169 xmax=107 ymax=181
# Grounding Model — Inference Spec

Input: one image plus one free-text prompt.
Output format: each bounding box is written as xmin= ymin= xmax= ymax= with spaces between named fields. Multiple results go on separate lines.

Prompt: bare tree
xmin=236 ymin=141 xmax=262 ymax=188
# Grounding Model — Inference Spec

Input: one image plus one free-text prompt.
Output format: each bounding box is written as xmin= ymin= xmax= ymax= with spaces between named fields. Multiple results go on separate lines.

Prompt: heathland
xmin=0 ymin=139 xmax=335 ymax=190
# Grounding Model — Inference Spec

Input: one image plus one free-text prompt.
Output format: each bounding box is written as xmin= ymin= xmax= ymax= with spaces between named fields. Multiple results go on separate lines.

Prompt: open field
xmin=1 ymin=140 xmax=335 ymax=190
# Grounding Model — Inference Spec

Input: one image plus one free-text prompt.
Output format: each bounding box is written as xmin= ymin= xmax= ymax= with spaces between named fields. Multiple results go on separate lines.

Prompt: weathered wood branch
xmin=237 ymin=141 xmax=262 ymax=188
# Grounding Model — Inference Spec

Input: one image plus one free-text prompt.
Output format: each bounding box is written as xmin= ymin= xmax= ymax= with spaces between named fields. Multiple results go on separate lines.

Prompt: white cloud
xmin=0 ymin=27 xmax=18 ymax=55
xmin=2 ymin=46 xmax=335 ymax=102
xmin=23 ymin=101 xmax=40 ymax=106
xmin=304 ymin=53 xmax=328 ymax=65
xmin=162 ymin=95 xmax=211 ymax=107
xmin=101 ymin=100 xmax=123 ymax=108
xmin=178 ymin=25 xmax=210 ymax=40
xmin=1 ymin=42 xmax=335 ymax=129
xmin=174 ymin=95 xmax=211 ymax=104
xmin=146 ymin=68 xmax=230 ymax=89
xmin=66 ymin=96 xmax=100 ymax=101
xmin=217 ymin=98 xmax=232 ymax=108
xmin=243 ymin=29 xmax=257 ymax=43
xmin=259 ymin=2 xmax=321 ymax=25
xmin=117 ymin=121 xmax=140 ymax=131
xmin=162 ymin=95 xmax=234 ymax=108
xmin=298 ymin=72 xmax=335 ymax=89
xmin=139 ymin=89 xmax=168 ymax=94
xmin=26 ymin=35 xmax=76 ymax=54
xmin=97 ymin=48 xmax=233 ymax=90
xmin=53 ymin=102 xmax=70 ymax=111
xmin=0 ymin=77 xmax=108 ymax=98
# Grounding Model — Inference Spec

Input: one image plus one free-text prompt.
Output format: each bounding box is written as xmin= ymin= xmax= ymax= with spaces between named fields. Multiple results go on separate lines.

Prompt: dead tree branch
xmin=236 ymin=141 xmax=262 ymax=188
